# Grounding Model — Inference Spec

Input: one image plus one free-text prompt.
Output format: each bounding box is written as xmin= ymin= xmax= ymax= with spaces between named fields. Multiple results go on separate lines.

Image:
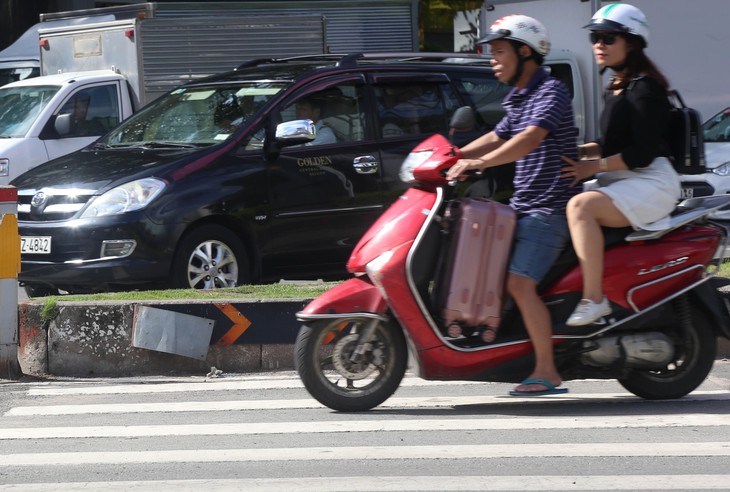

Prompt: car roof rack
xmin=234 ymin=52 xmax=491 ymax=71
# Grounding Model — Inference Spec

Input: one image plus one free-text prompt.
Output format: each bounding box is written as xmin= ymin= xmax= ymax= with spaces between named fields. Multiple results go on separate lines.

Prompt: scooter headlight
xmin=365 ymin=250 xmax=394 ymax=279
xmin=399 ymin=151 xmax=434 ymax=183
xmin=366 ymin=250 xmax=394 ymax=301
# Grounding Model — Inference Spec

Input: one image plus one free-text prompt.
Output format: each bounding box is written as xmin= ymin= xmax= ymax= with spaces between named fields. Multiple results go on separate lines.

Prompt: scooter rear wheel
xmin=618 ymin=304 xmax=716 ymax=400
xmin=295 ymin=317 xmax=407 ymax=412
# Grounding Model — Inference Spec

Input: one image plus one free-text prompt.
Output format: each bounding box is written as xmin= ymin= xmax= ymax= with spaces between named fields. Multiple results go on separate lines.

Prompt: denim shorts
xmin=509 ymin=212 xmax=570 ymax=284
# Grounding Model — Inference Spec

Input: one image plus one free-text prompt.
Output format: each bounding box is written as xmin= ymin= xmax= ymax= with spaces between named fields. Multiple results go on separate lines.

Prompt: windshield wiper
xmin=140 ymin=141 xmax=199 ymax=149
xmin=105 ymin=141 xmax=200 ymax=150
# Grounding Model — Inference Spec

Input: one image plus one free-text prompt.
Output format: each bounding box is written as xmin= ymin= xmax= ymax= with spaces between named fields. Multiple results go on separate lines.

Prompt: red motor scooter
xmin=295 ymin=108 xmax=730 ymax=412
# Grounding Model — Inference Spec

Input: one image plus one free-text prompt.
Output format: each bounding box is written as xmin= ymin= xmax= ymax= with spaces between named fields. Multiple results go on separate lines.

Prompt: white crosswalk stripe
xmin=1 ymin=373 xmax=728 ymax=490
xmin=1 ymin=475 xmax=729 ymax=491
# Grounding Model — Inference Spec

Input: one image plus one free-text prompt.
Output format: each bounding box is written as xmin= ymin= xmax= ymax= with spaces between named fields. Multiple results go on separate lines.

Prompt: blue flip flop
xmin=509 ymin=378 xmax=569 ymax=396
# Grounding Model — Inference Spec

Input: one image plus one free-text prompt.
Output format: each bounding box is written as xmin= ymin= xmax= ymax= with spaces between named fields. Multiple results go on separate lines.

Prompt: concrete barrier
xmin=18 ymin=299 xmax=309 ymax=377
xmin=16 ymin=297 xmax=730 ymax=378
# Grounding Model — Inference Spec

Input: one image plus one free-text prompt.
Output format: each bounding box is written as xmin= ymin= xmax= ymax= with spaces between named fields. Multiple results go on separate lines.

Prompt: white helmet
xmin=584 ymin=3 xmax=649 ymax=47
xmin=478 ymin=14 xmax=551 ymax=57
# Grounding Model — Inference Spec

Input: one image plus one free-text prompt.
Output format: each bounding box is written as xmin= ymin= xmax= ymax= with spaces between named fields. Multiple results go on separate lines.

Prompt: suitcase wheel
xmin=446 ymin=323 xmax=463 ymax=338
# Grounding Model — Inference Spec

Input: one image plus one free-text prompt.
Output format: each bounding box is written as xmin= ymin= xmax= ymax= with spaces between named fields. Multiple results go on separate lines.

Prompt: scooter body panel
xmin=547 ymin=225 xmax=722 ymax=312
xmin=298 ymin=277 xmax=387 ymax=317
xmin=347 ymin=188 xmax=437 ymax=274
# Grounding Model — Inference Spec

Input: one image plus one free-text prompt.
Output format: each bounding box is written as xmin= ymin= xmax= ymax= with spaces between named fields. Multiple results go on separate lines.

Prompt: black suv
xmin=13 ymin=53 xmax=518 ymax=295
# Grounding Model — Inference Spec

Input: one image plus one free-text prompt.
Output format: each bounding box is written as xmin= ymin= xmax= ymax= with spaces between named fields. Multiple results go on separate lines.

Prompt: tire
xmin=618 ymin=302 xmax=716 ymax=400
xmin=23 ymin=284 xmax=59 ymax=298
xmin=172 ymin=224 xmax=251 ymax=289
xmin=295 ymin=317 xmax=407 ymax=412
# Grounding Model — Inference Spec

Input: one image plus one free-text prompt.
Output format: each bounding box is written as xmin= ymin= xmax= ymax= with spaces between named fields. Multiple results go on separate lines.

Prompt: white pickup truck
xmin=0 ymin=70 xmax=134 ymax=182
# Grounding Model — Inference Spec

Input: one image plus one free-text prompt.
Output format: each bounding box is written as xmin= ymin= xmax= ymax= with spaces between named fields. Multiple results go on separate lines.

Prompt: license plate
xmin=21 ymin=236 xmax=52 ymax=254
xmin=680 ymin=187 xmax=694 ymax=199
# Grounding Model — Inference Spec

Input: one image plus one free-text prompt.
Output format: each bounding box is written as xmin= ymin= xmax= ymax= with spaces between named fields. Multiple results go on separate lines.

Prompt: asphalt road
xmin=0 ymin=362 xmax=728 ymax=490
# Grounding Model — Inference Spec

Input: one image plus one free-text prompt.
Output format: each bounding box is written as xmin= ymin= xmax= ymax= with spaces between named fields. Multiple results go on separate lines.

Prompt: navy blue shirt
xmin=494 ymin=68 xmax=580 ymax=215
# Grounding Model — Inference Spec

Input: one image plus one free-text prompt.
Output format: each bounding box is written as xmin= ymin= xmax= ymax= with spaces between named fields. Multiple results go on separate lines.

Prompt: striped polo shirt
xmin=494 ymin=67 xmax=580 ymax=216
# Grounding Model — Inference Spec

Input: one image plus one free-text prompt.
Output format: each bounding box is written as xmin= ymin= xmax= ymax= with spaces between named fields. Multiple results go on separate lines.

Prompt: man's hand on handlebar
xmin=446 ymin=158 xmax=485 ymax=182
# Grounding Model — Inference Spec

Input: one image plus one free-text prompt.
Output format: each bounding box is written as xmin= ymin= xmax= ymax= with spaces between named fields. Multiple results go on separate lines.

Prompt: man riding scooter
xmin=446 ymin=14 xmax=580 ymax=396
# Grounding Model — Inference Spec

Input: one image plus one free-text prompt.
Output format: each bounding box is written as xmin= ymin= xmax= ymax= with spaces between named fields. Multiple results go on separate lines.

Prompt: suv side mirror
xmin=275 ymin=119 xmax=316 ymax=147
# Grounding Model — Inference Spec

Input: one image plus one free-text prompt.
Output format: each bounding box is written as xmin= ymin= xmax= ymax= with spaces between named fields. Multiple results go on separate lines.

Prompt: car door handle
xmin=353 ymin=155 xmax=379 ymax=175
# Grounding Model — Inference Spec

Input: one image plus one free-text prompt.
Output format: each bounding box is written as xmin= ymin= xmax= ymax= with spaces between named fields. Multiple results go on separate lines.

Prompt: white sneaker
xmin=566 ymin=297 xmax=611 ymax=326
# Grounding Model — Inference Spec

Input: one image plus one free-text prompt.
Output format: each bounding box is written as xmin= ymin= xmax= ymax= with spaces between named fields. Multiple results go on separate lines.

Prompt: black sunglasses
xmin=590 ymin=32 xmax=618 ymax=45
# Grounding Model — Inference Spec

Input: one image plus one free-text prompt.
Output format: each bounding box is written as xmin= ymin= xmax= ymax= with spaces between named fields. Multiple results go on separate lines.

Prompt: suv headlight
xmin=81 ymin=178 xmax=166 ymax=218
xmin=0 ymin=158 xmax=8 ymax=177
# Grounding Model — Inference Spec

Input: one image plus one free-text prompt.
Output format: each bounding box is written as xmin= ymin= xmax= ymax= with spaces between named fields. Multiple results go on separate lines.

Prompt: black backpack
xmin=626 ymin=80 xmax=706 ymax=175
xmin=665 ymin=90 xmax=706 ymax=174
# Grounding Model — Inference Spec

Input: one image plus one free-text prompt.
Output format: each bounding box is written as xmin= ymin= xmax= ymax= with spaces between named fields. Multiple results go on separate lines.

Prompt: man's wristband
xmin=599 ymin=158 xmax=608 ymax=171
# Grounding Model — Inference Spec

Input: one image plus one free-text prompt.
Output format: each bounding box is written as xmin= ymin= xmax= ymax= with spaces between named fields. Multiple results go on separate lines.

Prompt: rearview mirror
xmin=275 ymin=119 xmax=316 ymax=147
xmin=54 ymin=113 xmax=72 ymax=137
xmin=449 ymin=107 xmax=476 ymax=132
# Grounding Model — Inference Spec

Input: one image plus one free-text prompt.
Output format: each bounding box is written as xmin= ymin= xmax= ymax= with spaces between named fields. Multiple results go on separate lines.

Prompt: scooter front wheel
xmin=295 ymin=317 xmax=407 ymax=412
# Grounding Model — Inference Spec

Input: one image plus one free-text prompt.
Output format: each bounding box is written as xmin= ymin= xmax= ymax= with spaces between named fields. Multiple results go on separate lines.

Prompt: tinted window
xmin=104 ymin=82 xmax=286 ymax=147
xmin=374 ymin=82 xmax=457 ymax=138
xmin=280 ymin=82 xmax=366 ymax=145
xmin=456 ymin=76 xmax=511 ymax=127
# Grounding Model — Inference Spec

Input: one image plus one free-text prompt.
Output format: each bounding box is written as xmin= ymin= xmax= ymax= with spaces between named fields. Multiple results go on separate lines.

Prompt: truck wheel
xmin=618 ymin=303 xmax=716 ymax=400
xmin=172 ymin=224 xmax=250 ymax=289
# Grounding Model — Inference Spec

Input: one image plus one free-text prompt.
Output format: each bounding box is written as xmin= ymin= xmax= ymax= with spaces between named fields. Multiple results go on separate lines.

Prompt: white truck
xmin=0 ymin=8 xmax=128 ymax=87
xmin=0 ymin=9 xmax=327 ymax=185
xmin=478 ymin=0 xmax=730 ymax=142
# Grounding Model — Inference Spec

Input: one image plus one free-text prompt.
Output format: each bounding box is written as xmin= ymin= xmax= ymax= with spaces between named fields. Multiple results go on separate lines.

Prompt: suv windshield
xmin=103 ymin=82 xmax=287 ymax=148
xmin=0 ymin=85 xmax=59 ymax=138
xmin=703 ymin=108 xmax=730 ymax=143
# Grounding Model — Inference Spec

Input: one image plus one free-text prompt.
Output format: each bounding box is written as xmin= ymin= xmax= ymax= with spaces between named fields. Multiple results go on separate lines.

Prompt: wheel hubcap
xmin=187 ymin=240 xmax=239 ymax=289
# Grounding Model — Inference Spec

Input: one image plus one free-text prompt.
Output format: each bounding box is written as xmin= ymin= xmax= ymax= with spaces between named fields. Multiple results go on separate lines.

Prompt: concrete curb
xmin=18 ymin=299 xmax=309 ymax=377
xmin=17 ymin=299 xmax=730 ymax=378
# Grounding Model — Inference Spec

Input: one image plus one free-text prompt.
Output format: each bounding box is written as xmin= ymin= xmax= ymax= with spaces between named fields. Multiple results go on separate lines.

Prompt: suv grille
xmin=18 ymin=189 xmax=96 ymax=222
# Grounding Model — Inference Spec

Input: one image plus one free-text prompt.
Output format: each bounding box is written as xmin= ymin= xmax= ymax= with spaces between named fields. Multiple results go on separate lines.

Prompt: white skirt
xmin=584 ymin=157 xmax=681 ymax=231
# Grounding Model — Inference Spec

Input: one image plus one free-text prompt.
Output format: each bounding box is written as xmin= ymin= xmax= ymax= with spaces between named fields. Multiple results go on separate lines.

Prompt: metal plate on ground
xmin=132 ymin=306 xmax=215 ymax=360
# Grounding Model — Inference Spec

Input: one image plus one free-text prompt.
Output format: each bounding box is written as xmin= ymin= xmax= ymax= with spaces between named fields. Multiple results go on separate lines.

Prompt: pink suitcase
xmin=439 ymin=198 xmax=516 ymax=340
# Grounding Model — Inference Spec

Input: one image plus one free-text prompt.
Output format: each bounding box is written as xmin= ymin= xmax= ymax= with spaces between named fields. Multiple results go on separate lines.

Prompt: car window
xmin=456 ymin=76 xmax=511 ymax=127
xmin=104 ymin=82 xmax=285 ymax=147
xmin=703 ymin=108 xmax=730 ymax=142
xmin=374 ymin=82 xmax=456 ymax=138
xmin=279 ymin=83 xmax=366 ymax=146
xmin=0 ymin=85 xmax=59 ymax=138
xmin=59 ymin=85 xmax=120 ymax=137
